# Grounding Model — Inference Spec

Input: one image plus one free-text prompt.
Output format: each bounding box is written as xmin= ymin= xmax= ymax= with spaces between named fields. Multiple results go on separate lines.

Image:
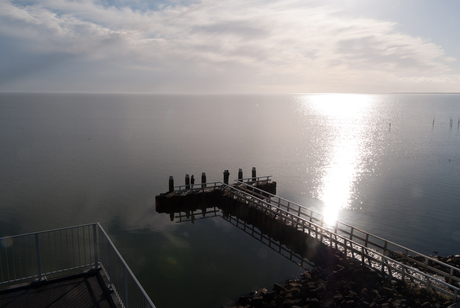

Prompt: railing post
xmin=401 ymin=265 xmax=405 ymax=282
xmin=35 ymin=234 xmax=42 ymax=281
xmin=426 ymin=276 xmax=430 ymax=292
xmin=93 ymin=224 xmax=98 ymax=268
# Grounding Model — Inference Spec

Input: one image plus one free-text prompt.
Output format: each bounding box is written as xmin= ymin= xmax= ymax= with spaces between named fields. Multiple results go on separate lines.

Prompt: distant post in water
xmin=169 ymin=176 xmax=174 ymax=193
xmin=223 ymin=170 xmax=230 ymax=184
xmin=185 ymin=174 xmax=190 ymax=189
xmin=201 ymin=172 xmax=206 ymax=189
xmin=252 ymin=167 xmax=256 ymax=180
xmin=238 ymin=168 xmax=243 ymax=181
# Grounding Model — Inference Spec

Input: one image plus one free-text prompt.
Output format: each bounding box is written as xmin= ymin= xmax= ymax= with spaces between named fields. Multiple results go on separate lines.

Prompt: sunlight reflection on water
xmin=299 ymin=94 xmax=374 ymax=225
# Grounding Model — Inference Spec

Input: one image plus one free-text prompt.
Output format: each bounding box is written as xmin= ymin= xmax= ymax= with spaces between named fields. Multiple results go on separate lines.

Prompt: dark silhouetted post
xmin=201 ymin=172 xmax=206 ymax=189
xmin=169 ymin=176 xmax=174 ymax=193
xmin=185 ymin=174 xmax=190 ymax=189
xmin=238 ymin=168 xmax=243 ymax=181
xmin=252 ymin=167 xmax=256 ymax=179
xmin=223 ymin=170 xmax=230 ymax=184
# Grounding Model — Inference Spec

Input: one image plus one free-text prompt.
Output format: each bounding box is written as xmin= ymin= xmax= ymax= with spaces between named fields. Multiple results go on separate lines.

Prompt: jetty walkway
xmin=156 ymin=172 xmax=460 ymax=301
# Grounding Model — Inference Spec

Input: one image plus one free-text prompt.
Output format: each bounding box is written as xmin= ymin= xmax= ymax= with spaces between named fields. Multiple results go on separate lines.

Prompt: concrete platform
xmin=0 ymin=269 xmax=119 ymax=308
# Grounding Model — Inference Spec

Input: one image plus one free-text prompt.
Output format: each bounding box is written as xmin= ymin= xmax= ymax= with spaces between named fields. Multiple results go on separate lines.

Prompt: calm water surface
xmin=0 ymin=93 xmax=459 ymax=307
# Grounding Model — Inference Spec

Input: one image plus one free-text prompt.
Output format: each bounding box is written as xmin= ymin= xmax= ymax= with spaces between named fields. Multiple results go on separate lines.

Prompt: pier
xmin=155 ymin=169 xmax=460 ymax=301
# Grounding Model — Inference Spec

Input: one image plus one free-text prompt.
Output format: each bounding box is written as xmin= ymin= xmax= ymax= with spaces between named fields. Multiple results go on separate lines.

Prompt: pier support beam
xmin=169 ymin=176 xmax=174 ymax=193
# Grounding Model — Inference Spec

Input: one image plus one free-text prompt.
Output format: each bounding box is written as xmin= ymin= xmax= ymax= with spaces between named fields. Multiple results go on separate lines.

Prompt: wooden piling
xmin=169 ymin=176 xmax=174 ymax=193
xmin=185 ymin=174 xmax=190 ymax=189
xmin=201 ymin=172 xmax=206 ymax=189
xmin=252 ymin=167 xmax=256 ymax=179
xmin=238 ymin=168 xmax=243 ymax=181
xmin=223 ymin=170 xmax=230 ymax=184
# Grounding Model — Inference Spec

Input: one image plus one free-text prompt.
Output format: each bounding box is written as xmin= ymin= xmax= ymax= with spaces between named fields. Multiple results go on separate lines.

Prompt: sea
xmin=0 ymin=93 xmax=459 ymax=307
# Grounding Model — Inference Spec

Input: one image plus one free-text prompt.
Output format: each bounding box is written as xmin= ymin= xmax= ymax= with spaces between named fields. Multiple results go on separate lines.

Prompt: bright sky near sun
xmin=1 ymin=0 xmax=460 ymax=94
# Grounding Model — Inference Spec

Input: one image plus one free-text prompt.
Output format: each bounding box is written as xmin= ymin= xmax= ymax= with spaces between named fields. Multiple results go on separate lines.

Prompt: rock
xmin=273 ymin=283 xmax=286 ymax=294
xmin=288 ymin=287 xmax=301 ymax=298
xmin=301 ymin=271 xmax=311 ymax=280
xmin=306 ymin=298 xmax=320 ymax=308
xmin=286 ymin=282 xmax=302 ymax=289
xmin=263 ymin=290 xmax=276 ymax=301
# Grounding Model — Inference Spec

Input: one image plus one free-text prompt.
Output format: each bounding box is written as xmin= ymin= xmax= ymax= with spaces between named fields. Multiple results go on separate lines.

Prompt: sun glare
xmin=302 ymin=94 xmax=372 ymax=226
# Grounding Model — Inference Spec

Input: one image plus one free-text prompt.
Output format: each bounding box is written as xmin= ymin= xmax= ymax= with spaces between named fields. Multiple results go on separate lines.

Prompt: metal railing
xmin=236 ymin=175 xmax=272 ymax=184
xmin=236 ymin=182 xmax=460 ymax=286
xmin=173 ymin=176 xmax=272 ymax=192
xmin=224 ymin=183 xmax=459 ymax=300
xmin=175 ymin=181 xmax=225 ymax=192
xmin=0 ymin=223 xmax=155 ymax=308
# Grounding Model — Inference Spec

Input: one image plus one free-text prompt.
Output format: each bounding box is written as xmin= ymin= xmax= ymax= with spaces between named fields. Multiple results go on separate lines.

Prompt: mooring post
xmin=169 ymin=176 xmax=174 ymax=193
xmin=223 ymin=170 xmax=230 ymax=184
xmin=201 ymin=172 xmax=206 ymax=189
xmin=252 ymin=167 xmax=256 ymax=180
xmin=185 ymin=174 xmax=190 ymax=189
xmin=238 ymin=168 xmax=243 ymax=181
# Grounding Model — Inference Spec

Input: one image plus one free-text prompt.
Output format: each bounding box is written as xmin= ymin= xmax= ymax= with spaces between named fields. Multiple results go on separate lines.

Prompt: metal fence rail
xmin=236 ymin=181 xmax=460 ymax=286
xmin=0 ymin=223 xmax=155 ymax=308
xmin=236 ymin=175 xmax=272 ymax=184
xmin=174 ymin=181 xmax=224 ymax=192
xmin=224 ymin=183 xmax=460 ymax=300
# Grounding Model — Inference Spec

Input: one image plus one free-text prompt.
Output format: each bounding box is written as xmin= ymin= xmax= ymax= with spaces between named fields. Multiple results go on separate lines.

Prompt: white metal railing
xmin=224 ymin=184 xmax=460 ymax=300
xmin=0 ymin=223 xmax=155 ymax=308
xmin=236 ymin=182 xmax=460 ymax=286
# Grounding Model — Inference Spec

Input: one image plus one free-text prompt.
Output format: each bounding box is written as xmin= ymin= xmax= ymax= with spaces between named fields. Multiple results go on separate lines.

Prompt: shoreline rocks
xmin=223 ymin=252 xmax=457 ymax=308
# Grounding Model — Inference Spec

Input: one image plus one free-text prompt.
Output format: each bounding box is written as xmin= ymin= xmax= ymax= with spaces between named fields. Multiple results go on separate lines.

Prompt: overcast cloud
xmin=0 ymin=0 xmax=459 ymax=93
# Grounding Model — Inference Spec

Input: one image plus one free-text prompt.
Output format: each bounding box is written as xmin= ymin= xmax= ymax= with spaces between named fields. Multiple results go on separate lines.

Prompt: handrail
xmin=0 ymin=223 xmax=156 ymax=308
xmin=174 ymin=181 xmax=224 ymax=191
xmin=236 ymin=181 xmax=460 ymax=285
xmin=236 ymin=175 xmax=272 ymax=182
xmin=223 ymin=183 xmax=459 ymax=300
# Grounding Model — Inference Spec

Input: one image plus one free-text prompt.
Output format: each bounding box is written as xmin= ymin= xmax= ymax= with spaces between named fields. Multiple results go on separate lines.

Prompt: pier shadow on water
xmin=155 ymin=188 xmax=335 ymax=272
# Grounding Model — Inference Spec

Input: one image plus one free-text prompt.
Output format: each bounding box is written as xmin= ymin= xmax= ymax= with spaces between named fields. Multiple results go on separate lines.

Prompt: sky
xmin=1 ymin=0 xmax=460 ymax=94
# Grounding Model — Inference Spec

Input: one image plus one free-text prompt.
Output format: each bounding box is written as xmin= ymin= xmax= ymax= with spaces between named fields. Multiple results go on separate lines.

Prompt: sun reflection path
xmin=303 ymin=94 xmax=373 ymax=226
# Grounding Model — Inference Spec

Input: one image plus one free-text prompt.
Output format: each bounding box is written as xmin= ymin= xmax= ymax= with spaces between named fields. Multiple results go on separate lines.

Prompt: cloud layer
xmin=0 ymin=0 xmax=458 ymax=93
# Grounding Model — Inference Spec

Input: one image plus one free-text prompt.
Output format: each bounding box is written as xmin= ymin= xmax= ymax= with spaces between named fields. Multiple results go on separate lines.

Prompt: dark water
xmin=1 ymin=93 xmax=460 ymax=307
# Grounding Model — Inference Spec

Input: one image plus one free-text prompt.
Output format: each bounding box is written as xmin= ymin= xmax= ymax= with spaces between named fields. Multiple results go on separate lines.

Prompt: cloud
xmin=0 ymin=0 xmax=457 ymax=92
